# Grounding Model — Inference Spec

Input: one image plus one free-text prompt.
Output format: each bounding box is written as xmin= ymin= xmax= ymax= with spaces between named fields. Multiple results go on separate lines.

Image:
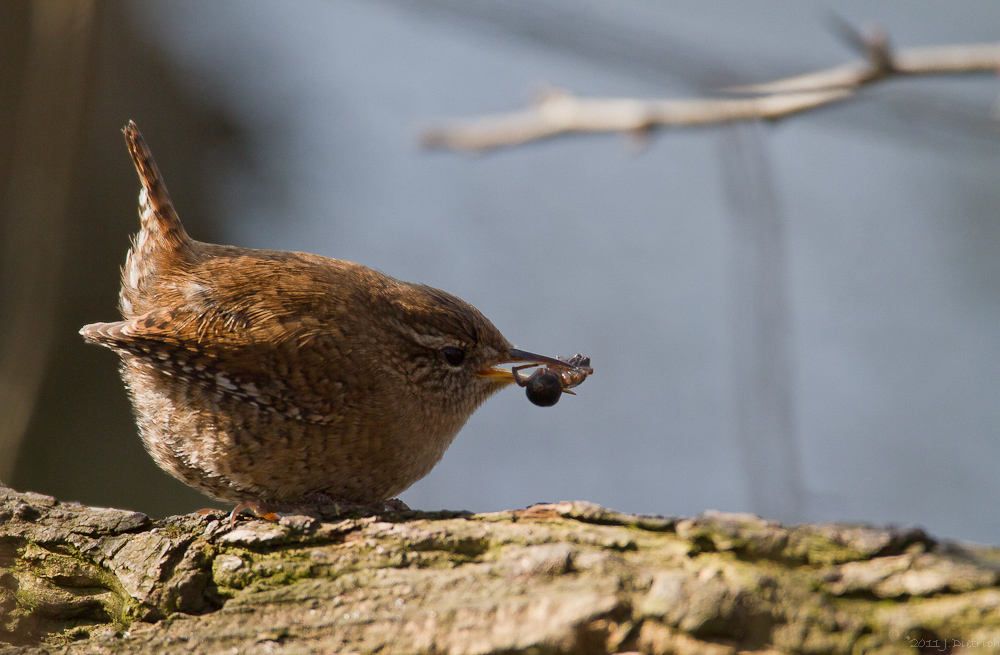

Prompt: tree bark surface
xmin=1 ymin=487 xmax=998 ymax=654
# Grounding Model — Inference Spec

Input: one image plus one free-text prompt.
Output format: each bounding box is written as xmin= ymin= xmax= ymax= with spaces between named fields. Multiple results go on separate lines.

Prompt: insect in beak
xmin=479 ymin=351 xmax=594 ymax=407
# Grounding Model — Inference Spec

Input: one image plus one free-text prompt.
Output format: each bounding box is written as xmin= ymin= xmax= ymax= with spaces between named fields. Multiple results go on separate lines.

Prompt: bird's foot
xmin=228 ymin=501 xmax=281 ymax=527
xmin=297 ymin=494 xmax=411 ymax=521
xmin=227 ymin=495 xmax=411 ymax=526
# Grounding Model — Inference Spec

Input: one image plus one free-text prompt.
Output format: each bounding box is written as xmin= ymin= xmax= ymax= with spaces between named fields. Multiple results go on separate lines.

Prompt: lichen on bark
xmin=1 ymin=487 xmax=999 ymax=654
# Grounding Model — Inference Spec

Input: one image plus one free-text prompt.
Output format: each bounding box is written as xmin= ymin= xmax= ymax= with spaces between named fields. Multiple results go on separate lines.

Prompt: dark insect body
xmin=513 ymin=354 xmax=594 ymax=407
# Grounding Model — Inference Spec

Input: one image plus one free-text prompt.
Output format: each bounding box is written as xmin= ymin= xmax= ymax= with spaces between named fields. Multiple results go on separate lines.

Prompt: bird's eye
xmin=440 ymin=346 xmax=466 ymax=367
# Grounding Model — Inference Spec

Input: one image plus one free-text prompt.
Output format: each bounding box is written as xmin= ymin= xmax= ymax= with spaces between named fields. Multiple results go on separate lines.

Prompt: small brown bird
xmin=81 ymin=122 xmax=588 ymax=512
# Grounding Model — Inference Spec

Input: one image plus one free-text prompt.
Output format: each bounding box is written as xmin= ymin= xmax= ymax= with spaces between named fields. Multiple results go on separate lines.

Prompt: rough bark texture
xmin=1 ymin=487 xmax=999 ymax=654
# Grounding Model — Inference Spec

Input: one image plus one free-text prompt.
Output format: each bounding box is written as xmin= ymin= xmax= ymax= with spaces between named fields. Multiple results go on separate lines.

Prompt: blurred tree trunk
xmin=2 ymin=0 xmax=240 ymax=517
xmin=0 ymin=0 xmax=95 ymax=483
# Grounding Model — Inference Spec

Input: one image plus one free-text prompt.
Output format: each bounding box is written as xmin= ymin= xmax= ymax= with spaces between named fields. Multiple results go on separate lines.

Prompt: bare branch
xmin=421 ymin=41 xmax=1000 ymax=152
xmin=730 ymin=43 xmax=1000 ymax=94
xmin=422 ymin=88 xmax=851 ymax=151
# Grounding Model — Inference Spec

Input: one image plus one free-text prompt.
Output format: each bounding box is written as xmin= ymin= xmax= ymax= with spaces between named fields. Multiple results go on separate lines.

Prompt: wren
xmin=81 ymin=122 xmax=586 ymax=510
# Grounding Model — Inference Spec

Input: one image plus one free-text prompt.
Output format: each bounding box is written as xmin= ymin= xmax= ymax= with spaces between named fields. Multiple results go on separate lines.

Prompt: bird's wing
xmin=80 ymin=306 xmax=363 ymax=424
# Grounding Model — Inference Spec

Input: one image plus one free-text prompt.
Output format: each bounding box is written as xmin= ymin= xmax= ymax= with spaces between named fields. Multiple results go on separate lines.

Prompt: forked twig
xmin=421 ymin=36 xmax=1000 ymax=152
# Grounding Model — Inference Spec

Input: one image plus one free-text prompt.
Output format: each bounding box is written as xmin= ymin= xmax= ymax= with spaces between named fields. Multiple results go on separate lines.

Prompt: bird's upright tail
xmin=123 ymin=120 xmax=189 ymax=247
xmin=119 ymin=121 xmax=193 ymax=317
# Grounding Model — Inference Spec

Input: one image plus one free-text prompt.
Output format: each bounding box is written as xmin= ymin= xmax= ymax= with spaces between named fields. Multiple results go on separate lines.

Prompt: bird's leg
xmin=228 ymin=501 xmax=280 ymax=527
xmin=227 ymin=494 xmax=412 ymax=527
xmin=511 ymin=364 xmax=542 ymax=387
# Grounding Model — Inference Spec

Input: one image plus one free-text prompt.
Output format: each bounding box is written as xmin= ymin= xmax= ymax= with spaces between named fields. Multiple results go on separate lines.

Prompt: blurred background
xmin=2 ymin=0 xmax=999 ymax=543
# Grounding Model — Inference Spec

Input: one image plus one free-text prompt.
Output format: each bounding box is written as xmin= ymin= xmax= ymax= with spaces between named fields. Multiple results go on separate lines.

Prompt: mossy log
xmin=1 ymin=487 xmax=999 ymax=654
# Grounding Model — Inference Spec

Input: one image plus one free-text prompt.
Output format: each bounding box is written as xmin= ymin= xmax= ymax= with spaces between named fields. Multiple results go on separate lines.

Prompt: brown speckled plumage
xmin=80 ymin=122 xmax=577 ymax=507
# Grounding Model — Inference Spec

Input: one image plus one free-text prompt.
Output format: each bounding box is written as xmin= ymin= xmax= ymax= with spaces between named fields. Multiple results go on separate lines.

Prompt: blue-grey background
xmin=8 ymin=1 xmax=1000 ymax=544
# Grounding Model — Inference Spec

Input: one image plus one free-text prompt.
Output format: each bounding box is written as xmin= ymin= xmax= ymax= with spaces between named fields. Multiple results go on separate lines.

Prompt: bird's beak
xmin=477 ymin=347 xmax=575 ymax=382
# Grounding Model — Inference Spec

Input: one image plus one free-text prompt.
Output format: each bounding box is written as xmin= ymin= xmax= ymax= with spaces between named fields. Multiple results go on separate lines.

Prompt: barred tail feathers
xmin=119 ymin=121 xmax=193 ymax=318
xmin=122 ymin=121 xmax=189 ymax=250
